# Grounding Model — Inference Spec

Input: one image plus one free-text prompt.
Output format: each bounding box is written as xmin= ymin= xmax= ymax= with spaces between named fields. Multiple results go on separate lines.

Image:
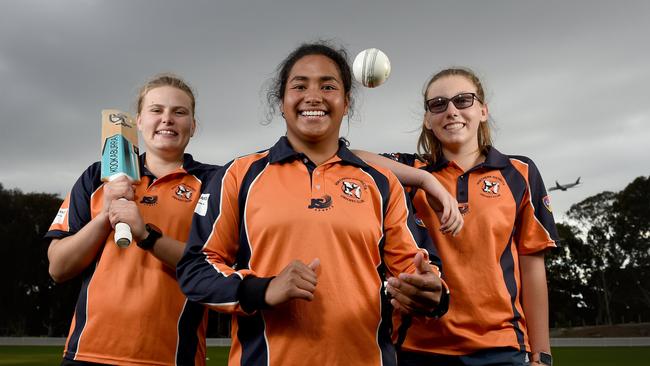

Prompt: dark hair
xmin=417 ymin=67 xmax=492 ymax=163
xmin=136 ymin=73 xmax=196 ymax=117
xmin=265 ymin=41 xmax=355 ymax=122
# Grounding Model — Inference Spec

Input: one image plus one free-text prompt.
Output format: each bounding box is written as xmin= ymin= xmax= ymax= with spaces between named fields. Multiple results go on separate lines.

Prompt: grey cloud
xmin=1 ymin=0 xmax=649 ymax=218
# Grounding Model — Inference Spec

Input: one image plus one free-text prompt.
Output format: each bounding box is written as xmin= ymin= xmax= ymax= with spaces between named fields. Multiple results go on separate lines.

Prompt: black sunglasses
xmin=425 ymin=93 xmax=482 ymax=114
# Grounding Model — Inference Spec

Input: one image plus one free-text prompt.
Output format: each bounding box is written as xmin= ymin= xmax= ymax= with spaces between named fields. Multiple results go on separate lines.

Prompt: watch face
xmin=540 ymin=352 xmax=552 ymax=365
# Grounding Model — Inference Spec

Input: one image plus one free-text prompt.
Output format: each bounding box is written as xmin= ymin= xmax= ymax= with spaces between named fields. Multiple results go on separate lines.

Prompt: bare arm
xmin=147 ymin=236 xmax=186 ymax=268
xmin=47 ymin=176 xmax=136 ymax=283
xmin=352 ymin=150 xmax=462 ymax=235
xmin=48 ymin=212 xmax=112 ymax=283
xmin=352 ymin=151 xmax=426 ymax=186
xmin=520 ymin=252 xmax=551 ymax=363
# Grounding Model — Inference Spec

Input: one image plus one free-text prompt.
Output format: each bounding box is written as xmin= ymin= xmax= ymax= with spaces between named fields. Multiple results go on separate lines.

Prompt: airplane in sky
xmin=549 ymin=177 xmax=581 ymax=191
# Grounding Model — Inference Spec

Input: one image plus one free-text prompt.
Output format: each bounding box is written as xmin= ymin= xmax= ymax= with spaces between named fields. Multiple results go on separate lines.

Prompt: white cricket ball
xmin=353 ymin=48 xmax=391 ymax=88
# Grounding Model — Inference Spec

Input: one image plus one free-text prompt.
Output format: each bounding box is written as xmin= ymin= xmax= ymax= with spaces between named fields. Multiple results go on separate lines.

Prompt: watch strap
xmin=539 ymin=352 xmax=553 ymax=366
xmin=532 ymin=352 xmax=552 ymax=366
xmin=137 ymin=223 xmax=162 ymax=250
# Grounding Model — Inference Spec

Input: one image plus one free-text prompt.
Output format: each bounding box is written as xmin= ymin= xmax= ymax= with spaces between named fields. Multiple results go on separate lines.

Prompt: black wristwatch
xmin=137 ymin=223 xmax=162 ymax=250
xmin=534 ymin=352 xmax=553 ymax=366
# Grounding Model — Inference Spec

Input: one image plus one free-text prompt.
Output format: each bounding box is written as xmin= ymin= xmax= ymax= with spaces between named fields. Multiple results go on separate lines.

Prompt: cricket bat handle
xmin=114 ymin=198 xmax=132 ymax=248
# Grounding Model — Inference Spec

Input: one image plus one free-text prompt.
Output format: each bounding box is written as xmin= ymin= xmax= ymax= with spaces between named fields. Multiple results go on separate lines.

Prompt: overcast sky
xmin=1 ymin=0 xmax=648 ymax=221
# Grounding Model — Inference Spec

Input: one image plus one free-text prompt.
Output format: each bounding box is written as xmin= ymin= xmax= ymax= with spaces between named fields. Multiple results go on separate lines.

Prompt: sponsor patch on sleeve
xmin=543 ymin=195 xmax=552 ymax=212
xmin=194 ymin=193 xmax=209 ymax=216
xmin=52 ymin=208 xmax=67 ymax=225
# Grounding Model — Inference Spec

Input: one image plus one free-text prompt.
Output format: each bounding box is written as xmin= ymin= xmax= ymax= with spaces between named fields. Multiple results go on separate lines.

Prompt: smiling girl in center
xmin=177 ymin=42 xmax=455 ymax=366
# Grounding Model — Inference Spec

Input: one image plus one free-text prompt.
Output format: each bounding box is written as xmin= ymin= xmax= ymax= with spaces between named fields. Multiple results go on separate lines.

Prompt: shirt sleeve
xmin=382 ymin=171 xmax=449 ymax=317
xmin=379 ymin=152 xmax=421 ymax=168
xmin=381 ymin=171 xmax=443 ymax=276
xmin=44 ymin=162 xmax=102 ymax=241
xmin=177 ymin=159 xmax=267 ymax=315
xmin=515 ymin=158 xmax=560 ymax=255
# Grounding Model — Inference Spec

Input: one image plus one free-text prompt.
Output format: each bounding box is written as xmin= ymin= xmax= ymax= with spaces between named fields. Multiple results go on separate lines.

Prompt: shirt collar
xmin=140 ymin=153 xmax=206 ymax=178
xmin=482 ymin=146 xmax=510 ymax=169
xmin=268 ymin=136 xmax=368 ymax=168
xmin=426 ymin=146 xmax=509 ymax=172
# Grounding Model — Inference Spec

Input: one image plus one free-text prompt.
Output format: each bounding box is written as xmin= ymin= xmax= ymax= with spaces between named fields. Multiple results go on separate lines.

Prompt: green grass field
xmin=552 ymin=347 xmax=650 ymax=366
xmin=1 ymin=346 xmax=649 ymax=365
xmin=0 ymin=346 xmax=230 ymax=365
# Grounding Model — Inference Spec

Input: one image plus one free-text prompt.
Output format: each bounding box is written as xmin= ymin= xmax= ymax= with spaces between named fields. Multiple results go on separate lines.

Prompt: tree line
xmin=0 ymin=176 xmax=648 ymax=336
xmin=546 ymin=176 xmax=650 ymax=327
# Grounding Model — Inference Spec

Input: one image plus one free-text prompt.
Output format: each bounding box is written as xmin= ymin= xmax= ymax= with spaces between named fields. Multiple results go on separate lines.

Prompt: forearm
xmin=352 ymin=150 xmax=429 ymax=187
xmin=352 ymin=150 xmax=455 ymax=218
xmin=147 ymin=236 xmax=186 ymax=268
xmin=47 ymin=213 xmax=112 ymax=283
xmin=520 ymin=252 xmax=551 ymax=354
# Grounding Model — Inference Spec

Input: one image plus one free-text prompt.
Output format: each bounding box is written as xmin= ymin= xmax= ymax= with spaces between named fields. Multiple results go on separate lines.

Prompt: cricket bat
xmin=100 ymin=109 xmax=141 ymax=248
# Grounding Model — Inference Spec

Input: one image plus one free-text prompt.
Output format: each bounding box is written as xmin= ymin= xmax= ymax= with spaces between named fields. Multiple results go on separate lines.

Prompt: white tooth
xmin=302 ymin=111 xmax=325 ymax=116
xmin=445 ymin=123 xmax=464 ymax=130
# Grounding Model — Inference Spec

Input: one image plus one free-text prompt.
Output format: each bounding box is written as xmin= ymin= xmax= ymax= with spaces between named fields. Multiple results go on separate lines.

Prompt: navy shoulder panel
xmin=507 ymin=155 xmax=559 ymax=243
xmin=68 ymin=162 xmax=103 ymax=233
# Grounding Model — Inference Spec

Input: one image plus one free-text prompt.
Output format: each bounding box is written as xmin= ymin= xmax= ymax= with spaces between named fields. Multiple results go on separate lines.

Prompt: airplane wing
xmin=549 ymin=180 xmax=564 ymax=191
xmin=548 ymin=178 xmax=581 ymax=191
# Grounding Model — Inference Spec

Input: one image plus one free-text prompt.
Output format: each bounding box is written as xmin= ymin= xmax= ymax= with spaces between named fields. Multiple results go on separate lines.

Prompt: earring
xmin=281 ymin=112 xmax=285 ymax=118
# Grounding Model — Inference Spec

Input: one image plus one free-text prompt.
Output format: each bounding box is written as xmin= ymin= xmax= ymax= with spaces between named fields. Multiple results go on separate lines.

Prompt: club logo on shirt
xmin=308 ymin=195 xmax=333 ymax=211
xmin=478 ymin=175 xmax=504 ymax=198
xmin=342 ymin=181 xmax=362 ymax=199
xmin=140 ymin=195 xmax=158 ymax=206
xmin=172 ymin=184 xmax=195 ymax=202
xmin=543 ymin=195 xmax=553 ymax=212
xmin=337 ymin=178 xmax=368 ymax=203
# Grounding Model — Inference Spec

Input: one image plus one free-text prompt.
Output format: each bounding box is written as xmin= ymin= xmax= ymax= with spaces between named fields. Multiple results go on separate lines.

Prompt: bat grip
xmin=114 ymin=198 xmax=132 ymax=248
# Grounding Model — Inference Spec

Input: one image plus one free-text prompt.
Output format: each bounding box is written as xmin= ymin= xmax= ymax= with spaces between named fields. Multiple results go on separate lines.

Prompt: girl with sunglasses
xmin=177 ymin=42 xmax=456 ymax=366
xmin=356 ymin=68 xmax=559 ymax=365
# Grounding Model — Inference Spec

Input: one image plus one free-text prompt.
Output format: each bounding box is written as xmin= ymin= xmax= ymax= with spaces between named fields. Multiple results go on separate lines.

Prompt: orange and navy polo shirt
xmin=385 ymin=147 xmax=558 ymax=355
xmin=45 ymin=153 xmax=219 ymax=366
xmin=177 ymin=137 xmax=443 ymax=366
